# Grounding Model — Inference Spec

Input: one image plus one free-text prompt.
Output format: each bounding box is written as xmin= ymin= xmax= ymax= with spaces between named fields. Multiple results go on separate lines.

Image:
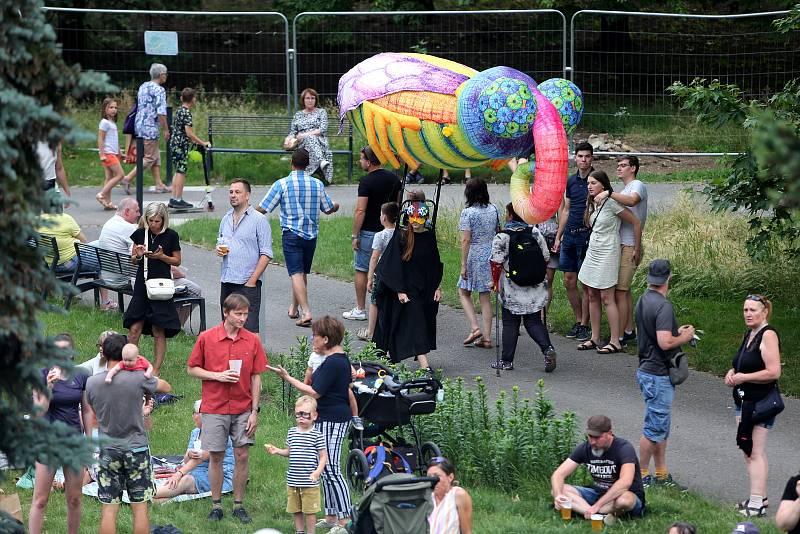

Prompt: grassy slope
xmin=2 ymin=308 xmax=780 ymax=533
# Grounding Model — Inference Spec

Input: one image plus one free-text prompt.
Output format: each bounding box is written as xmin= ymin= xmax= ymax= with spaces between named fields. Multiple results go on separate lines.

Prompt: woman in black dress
xmin=374 ymin=190 xmax=443 ymax=369
xmin=125 ymin=201 xmax=182 ymax=376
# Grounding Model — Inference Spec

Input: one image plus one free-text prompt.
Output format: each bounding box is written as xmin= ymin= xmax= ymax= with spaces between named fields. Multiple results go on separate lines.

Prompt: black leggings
xmin=501 ymin=307 xmax=552 ymax=363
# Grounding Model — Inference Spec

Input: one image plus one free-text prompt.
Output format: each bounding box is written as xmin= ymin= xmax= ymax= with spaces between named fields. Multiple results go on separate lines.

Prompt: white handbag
xmin=143 ymin=227 xmax=175 ymax=301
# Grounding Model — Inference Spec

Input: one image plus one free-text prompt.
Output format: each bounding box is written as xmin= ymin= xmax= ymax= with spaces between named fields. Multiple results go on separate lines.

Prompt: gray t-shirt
xmin=371 ymin=228 xmax=395 ymax=255
xmin=635 ymin=289 xmax=679 ymax=376
xmin=619 ymin=179 xmax=647 ymax=246
xmin=86 ymin=370 xmax=158 ymax=450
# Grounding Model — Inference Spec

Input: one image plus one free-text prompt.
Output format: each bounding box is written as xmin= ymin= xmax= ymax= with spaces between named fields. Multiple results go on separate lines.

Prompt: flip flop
xmin=473 ymin=339 xmax=493 ymax=349
xmin=96 ymin=193 xmax=117 ymax=210
xmin=287 ymin=310 xmax=300 ymax=319
xmin=596 ymin=343 xmax=623 ymax=354
xmin=295 ymin=317 xmax=312 ymax=328
xmin=577 ymin=340 xmax=598 ymax=350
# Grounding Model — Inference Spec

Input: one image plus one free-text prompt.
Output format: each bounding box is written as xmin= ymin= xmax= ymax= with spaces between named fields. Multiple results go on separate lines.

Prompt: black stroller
xmin=346 ymin=362 xmax=443 ymax=495
xmin=350 ymin=473 xmax=439 ymax=534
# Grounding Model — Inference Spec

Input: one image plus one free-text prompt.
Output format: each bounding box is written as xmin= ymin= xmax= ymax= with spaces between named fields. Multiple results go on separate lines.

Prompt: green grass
xmin=4 ymin=307 xmax=781 ymax=533
xmin=61 ymin=97 xmax=723 ymax=188
xmin=179 ymin=196 xmax=800 ymax=396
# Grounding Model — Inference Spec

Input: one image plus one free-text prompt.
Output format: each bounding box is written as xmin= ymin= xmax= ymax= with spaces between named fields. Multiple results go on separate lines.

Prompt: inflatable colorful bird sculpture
xmin=337 ymin=52 xmax=583 ymax=223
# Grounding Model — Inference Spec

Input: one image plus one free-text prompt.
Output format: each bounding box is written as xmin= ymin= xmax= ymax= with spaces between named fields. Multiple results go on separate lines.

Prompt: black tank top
xmin=732 ymin=325 xmax=780 ymax=405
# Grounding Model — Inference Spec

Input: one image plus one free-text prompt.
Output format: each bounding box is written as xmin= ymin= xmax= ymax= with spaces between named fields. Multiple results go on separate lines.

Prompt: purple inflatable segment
xmin=337 ymin=53 xmax=470 ymax=118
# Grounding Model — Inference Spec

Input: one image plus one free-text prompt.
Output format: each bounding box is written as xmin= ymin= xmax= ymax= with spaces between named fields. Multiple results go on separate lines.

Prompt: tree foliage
xmin=667 ymin=5 xmax=800 ymax=259
xmin=0 ymin=1 xmax=111 ymax=529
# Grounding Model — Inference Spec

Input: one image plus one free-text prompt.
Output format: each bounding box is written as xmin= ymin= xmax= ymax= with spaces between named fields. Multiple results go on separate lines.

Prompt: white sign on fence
xmin=144 ymin=31 xmax=178 ymax=56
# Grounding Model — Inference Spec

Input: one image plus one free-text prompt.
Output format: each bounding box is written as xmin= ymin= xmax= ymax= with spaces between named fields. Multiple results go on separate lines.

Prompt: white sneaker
xmin=342 ymin=308 xmax=367 ymax=321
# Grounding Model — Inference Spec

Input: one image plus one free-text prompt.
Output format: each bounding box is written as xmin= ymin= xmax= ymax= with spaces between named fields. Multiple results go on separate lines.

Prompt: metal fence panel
xmin=292 ymin=10 xmax=566 ymax=111
xmin=43 ymin=7 xmax=290 ymax=113
xmin=570 ymin=10 xmax=800 ymax=154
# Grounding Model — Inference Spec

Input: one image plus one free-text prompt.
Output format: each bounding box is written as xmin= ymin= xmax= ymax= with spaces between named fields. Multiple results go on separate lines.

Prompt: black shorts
xmin=97 ymin=447 xmax=155 ymax=504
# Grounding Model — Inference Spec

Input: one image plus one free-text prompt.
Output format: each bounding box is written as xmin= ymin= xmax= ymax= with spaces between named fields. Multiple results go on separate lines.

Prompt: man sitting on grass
xmin=551 ymin=415 xmax=646 ymax=526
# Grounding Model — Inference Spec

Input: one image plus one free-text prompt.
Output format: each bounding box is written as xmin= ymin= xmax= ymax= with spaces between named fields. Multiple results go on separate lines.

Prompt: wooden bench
xmin=72 ymin=242 xmax=207 ymax=332
xmin=35 ymin=234 xmax=101 ymax=309
xmin=206 ymin=114 xmax=354 ymax=182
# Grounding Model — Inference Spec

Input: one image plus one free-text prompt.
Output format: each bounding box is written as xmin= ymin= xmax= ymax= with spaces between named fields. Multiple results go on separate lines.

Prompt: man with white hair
xmin=125 ymin=63 xmax=171 ymax=193
xmin=99 ymin=198 xmax=140 ymax=254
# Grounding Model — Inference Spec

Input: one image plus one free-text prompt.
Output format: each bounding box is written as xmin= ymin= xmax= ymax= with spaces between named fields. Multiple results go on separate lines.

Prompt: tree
xmin=0 ymin=1 xmax=111 ymax=530
xmin=667 ymin=5 xmax=800 ymax=259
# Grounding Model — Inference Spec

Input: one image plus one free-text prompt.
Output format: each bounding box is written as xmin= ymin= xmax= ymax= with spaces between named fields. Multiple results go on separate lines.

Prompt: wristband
xmin=350 ymin=235 xmax=358 ymax=239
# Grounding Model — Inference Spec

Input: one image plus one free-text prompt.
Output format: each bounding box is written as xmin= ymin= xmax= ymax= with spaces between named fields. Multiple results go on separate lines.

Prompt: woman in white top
xmin=96 ymin=98 xmax=125 ymax=210
xmin=577 ymin=170 xmax=641 ymax=354
xmin=427 ymin=457 xmax=473 ymax=534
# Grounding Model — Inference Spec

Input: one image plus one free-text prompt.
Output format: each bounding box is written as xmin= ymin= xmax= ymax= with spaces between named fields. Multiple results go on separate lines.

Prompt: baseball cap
xmin=647 ymin=259 xmax=672 ymax=285
xmin=731 ymin=522 xmax=759 ymax=534
xmin=586 ymin=415 xmax=612 ymax=437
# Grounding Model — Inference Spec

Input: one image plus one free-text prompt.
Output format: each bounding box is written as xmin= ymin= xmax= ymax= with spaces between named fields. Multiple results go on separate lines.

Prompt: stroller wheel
xmin=346 ymin=449 xmax=369 ymax=494
xmin=419 ymin=441 xmax=442 ymax=470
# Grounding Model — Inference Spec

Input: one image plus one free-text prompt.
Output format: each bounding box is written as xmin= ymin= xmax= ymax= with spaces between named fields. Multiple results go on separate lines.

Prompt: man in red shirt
xmin=187 ymin=293 xmax=267 ymax=524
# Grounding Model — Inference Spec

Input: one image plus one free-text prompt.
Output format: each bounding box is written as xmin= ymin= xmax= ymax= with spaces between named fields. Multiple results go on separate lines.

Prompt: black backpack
xmin=504 ymin=227 xmax=546 ymax=286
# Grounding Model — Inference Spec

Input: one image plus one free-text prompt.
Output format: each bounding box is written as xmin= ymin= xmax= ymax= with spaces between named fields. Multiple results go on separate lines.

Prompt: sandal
xmin=121 ymin=177 xmax=131 ymax=195
xmin=154 ymin=185 xmax=172 ymax=194
xmin=96 ymin=193 xmax=117 ymax=210
xmin=473 ymin=339 xmax=493 ymax=349
xmin=596 ymin=343 xmax=623 ymax=354
xmin=356 ymin=327 xmax=371 ymax=341
xmin=295 ymin=317 xmax=312 ymax=328
xmin=462 ymin=328 xmax=482 ymax=346
xmin=287 ymin=310 xmax=300 ymax=319
xmin=577 ymin=340 xmax=598 ymax=350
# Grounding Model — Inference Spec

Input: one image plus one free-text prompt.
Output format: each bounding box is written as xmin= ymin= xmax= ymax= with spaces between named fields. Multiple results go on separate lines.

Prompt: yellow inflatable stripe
xmin=407 ymin=53 xmax=477 ymax=78
xmin=447 ymin=123 xmax=486 ymax=161
xmin=372 ymin=92 xmax=458 ymax=124
xmin=362 ymin=103 xmax=390 ymax=165
xmin=418 ymin=121 xmax=481 ymax=168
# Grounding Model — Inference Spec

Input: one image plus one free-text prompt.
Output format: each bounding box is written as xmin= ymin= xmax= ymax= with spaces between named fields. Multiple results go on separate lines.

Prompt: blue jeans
xmin=282 ymin=230 xmax=317 ymax=276
xmin=636 ymin=369 xmax=675 ymax=442
xmin=353 ymin=230 xmax=376 ymax=272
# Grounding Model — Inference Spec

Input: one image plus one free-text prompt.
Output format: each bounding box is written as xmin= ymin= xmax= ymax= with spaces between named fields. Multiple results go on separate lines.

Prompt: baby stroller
xmin=346 ymin=362 xmax=443 ymax=495
xmin=349 ymin=473 xmax=438 ymax=534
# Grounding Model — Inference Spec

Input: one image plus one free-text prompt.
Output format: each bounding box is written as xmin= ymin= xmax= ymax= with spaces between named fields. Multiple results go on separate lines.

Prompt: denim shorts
xmin=734 ymin=407 xmax=776 ymax=429
xmin=559 ymin=231 xmax=590 ymax=273
xmin=636 ymin=369 xmax=675 ymax=442
xmin=575 ymin=486 xmax=645 ymax=518
xmin=282 ymin=229 xmax=317 ymax=276
xmin=354 ymin=230 xmax=376 ymax=272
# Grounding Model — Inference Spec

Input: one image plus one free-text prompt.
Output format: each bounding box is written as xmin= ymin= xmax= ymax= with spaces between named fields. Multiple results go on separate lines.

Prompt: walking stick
xmin=495 ymin=289 xmax=501 ymax=377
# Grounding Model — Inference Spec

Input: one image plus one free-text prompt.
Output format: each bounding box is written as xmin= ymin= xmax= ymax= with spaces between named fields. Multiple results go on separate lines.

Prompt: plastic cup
xmin=559 ymin=498 xmax=572 ymax=520
xmin=591 ymin=514 xmax=604 ymax=531
xmin=192 ymin=439 xmax=202 ymax=453
xmin=229 ymin=360 xmax=242 ymax=375
xmin=217 ymin=237 xmax=229 ymax=256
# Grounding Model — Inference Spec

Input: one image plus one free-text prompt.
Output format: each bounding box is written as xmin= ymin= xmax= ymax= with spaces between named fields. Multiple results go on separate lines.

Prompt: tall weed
xmin=633 ymin=193 xmax=800 ymax=301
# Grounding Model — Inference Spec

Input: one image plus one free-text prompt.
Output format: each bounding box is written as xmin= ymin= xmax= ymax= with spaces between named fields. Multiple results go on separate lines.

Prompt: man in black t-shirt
xmin=635 ymin=259 xmax=694 ymax=488
xmin=777 ymin=474 xmax=800 ymax=533
xmin=551 ymin=415 xmax=645 ymax=525
xmin=343 ymin=146 xmax=401 ymax=322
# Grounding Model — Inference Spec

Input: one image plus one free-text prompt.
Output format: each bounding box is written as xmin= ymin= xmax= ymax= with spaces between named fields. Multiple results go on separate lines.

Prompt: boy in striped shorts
xmin=266 ymin=395 xmax=328 ymax=534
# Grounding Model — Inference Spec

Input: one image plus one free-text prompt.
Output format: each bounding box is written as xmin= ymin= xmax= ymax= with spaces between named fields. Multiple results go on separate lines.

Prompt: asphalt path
xmin=66 ymin=181 xmax=799 ymax=509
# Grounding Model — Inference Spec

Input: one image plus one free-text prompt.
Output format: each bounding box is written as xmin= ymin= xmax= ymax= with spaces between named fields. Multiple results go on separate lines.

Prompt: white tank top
xmin=36 ymin=141 xmax=57 ymax=182
xmin=429 ymin=487 xmax=461 ymax=534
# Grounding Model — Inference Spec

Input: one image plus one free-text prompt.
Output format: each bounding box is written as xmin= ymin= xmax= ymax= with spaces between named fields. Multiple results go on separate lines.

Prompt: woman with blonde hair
xmin=725 ymin=294 xmax=782 ymax=518
xmin=124 ymin=202 xmax=182 ymax=376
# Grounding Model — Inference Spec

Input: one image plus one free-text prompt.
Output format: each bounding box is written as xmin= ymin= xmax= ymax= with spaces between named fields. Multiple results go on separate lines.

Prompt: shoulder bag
xmin=143 ymin=227 xmax=175 ymax=301
xmin=667 ymin=351 xmax=689 ymax=386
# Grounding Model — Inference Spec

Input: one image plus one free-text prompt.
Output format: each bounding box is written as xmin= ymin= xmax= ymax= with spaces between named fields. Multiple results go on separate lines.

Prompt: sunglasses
xmin=294 ymin=411 xmax=312 ymax=419
xmin=746 ymin=294 xmax=764 ymax=302
xmin=428 ymin=456 xmax=448 ymax=465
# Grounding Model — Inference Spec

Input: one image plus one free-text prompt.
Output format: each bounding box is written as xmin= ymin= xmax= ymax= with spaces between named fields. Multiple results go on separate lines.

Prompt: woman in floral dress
xmin=287 ymin=88 xmax=334 ymax=183
xmin=458 ymin=178 xmax=499 ymax=349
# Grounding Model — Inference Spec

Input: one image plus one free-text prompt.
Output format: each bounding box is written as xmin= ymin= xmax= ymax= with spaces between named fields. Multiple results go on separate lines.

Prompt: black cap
xmin=586 ymin=415 xmax=612 ymax=437
xmin=647 ymin=259 xmax=671 ymax=285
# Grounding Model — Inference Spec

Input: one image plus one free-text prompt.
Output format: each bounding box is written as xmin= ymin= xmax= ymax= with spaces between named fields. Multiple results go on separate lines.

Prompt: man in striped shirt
xmin=217 ymin=179 xmax=273 ymax=333
xmin=257 ymin=149 xmax=339 ymax=327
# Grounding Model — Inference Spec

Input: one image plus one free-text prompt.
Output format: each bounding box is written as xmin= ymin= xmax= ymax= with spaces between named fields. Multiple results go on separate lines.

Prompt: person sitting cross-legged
xmin=551 ymin=415 xmax=646 ymax=526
